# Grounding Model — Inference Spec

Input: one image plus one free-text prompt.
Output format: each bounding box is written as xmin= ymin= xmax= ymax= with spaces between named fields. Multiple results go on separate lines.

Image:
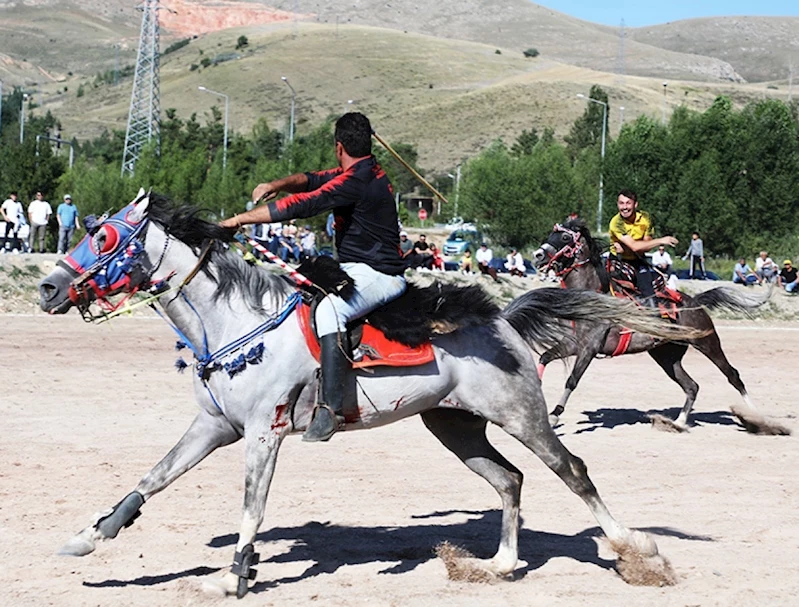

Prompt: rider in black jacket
xmin=221 ymin=113 xmax=407 ymax=442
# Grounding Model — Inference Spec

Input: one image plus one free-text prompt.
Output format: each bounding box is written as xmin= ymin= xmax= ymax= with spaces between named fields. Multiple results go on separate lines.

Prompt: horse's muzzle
xmin=533 ymin=245 xmax=554 ymax=269
xmin=39 ymin=266 xmax=78 ymax=314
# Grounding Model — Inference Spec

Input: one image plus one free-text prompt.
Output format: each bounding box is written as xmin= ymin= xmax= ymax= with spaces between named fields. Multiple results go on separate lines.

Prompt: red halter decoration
xmin=541 ymin=223 xmax=590 ymax=279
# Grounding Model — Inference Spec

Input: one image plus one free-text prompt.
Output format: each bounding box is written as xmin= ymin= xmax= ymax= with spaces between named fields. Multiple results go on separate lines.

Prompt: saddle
xmin=606 ymin=258 xmax=682 ymax=320
xmin=297 ymin=299 xmax=434 ymax=369
xmin=292 ymin=256 xmax=501 ymax=369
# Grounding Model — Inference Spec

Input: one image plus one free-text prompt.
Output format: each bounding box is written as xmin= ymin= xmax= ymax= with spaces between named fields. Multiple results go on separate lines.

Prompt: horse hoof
xmin=548 ymin=413 xmax=561 ymax=427
xmin=611 ymin=531 xmax=677 ymax=587
xmin=434 ymin=541 xmax=510 ymax=583
xmin=648 ymin=414 xmax=688 ymax=433
xmin=58 ymin=528 xmax=98 ymax=556
xmin=202 ymin=572 xmax=239 ymax=596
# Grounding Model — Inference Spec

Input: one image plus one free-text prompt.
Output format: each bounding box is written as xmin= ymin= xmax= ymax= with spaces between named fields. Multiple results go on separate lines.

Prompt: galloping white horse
xmin=39 ymin=191 xmax=696 ymax=597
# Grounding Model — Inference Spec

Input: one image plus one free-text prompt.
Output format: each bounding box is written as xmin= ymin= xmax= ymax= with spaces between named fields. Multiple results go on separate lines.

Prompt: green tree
xmin=565 ymin=85 xmax=609 ymax=160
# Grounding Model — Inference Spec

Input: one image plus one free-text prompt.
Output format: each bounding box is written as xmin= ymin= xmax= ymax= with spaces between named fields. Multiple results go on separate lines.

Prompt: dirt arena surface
xmin=1 ymin=314 xmax=798 ymax=606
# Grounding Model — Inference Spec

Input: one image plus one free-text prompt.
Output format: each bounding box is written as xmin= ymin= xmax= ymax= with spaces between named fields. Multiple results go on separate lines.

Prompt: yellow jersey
xmin=608 ymin=211 xmax=654 ymax=261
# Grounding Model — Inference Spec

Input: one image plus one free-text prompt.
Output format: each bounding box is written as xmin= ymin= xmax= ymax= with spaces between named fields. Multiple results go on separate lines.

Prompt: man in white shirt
xmin=27 ymin=191 xmax=53 ymax=253
xmin=505 ymin=248 xmax=526 ymax=277
xmin=476 ymin=242 xmax=499 ymax=281
xmin=651 ymin=245 xmax=673 ymax=276
xmin=755 ymin=251 xmax=777 ymax=283
xmin=2 ymin=191 xmax=24 ymax=252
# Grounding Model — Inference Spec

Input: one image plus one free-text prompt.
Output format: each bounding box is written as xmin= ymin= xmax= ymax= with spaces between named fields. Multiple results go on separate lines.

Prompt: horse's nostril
xmin=39 ymin=282 xmax=57 ymax=300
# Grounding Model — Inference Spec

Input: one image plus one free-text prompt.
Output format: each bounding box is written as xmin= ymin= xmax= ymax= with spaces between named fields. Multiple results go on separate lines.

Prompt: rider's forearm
xmin=271 ymin=173 xmax=309 ymax=194
xmin=230 ymin=205 xmax=273 ymax=227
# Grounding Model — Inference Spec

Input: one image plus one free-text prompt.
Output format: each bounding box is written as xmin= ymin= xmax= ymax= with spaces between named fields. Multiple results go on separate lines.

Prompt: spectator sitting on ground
xmin=651 ymin=244 xmax=673 ymax=276
xmin=300 ymin=225 xmax=317 ymax=259
xmin=505 ymin=248 xmax=526 ymax=277
xmin=460 ymin=249 xmax=474 ymax=274
xmin=399 ymin=230 xmax=414 ymax=262
xmin=778 ymin=259 xmax=798 ymax=293
xmin=429 ymin=242 xmax=444 ymax=271
xmin=755 ymin=251 xmax=778 ymax=283
xmin=476 ymin=242 xmax=499 ymax=281
xmin=412 ymin=234 xmax=434 ymax=270
xmin=732 ymin=257 xmax=761 ymax=286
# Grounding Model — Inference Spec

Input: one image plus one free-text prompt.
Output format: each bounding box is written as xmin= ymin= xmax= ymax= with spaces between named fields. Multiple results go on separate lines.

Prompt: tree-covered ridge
xmin=0 ymin=84 xmax=797 ymax=260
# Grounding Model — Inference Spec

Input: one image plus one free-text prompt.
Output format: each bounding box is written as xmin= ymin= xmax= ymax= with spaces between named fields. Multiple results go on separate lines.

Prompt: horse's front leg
xmin=59 ymin=410 xmax=239 ymax=556
xmin=204 ymin=413 xmax=290 ymax=598
xmin=548 ymin=325 xmax=610 ymax=426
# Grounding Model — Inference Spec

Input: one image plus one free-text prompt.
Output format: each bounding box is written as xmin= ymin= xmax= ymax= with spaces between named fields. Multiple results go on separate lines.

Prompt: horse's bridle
xmin=539 ymin=223 xmax=589 ymax=279
xmin=65 ymin=201 xmax=211 ymax=322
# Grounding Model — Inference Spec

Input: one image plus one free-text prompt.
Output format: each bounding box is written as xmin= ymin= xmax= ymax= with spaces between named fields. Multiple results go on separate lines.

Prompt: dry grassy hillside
xmin=627 ymin=16 xmax=799 ymax=83
xmin=34 ymin=22 xmax=791 ymax=172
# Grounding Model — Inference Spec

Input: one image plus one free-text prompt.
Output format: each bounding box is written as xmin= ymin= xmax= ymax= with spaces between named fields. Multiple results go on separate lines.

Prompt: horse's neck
xmin=566 ymin=260 xmax=604 ymax=292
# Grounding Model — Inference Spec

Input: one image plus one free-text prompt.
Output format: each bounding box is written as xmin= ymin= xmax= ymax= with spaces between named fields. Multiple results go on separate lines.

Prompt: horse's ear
xmin=128 ymin=190 xmax=151 ymax=224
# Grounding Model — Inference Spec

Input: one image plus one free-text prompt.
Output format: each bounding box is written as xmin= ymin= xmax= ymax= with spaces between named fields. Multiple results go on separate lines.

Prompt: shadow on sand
xmin=572 ymin=407 xmax=740 ymax=434
xmin=82 ymin=510 xmax=714 ymax=593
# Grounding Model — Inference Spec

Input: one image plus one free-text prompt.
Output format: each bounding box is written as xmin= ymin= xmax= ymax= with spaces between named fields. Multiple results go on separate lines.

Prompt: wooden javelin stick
xmin=372 ymin=130 xmax=449 ymax=204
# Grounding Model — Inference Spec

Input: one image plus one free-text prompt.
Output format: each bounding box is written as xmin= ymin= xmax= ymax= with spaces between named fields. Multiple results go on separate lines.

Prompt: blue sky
xmin=535 ymin=1 xmax=799 ymax=27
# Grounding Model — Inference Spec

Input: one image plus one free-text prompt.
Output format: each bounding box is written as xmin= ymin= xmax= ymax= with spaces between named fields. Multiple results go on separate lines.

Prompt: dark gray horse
xmin=533 ymin=219 xmax=790 ymax=435
xmin=39 ymin=192 xmax=699 ymax=596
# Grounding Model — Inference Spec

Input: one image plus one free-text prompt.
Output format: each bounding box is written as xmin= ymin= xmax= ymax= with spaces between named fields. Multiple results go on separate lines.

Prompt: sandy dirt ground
xmin=1 ymin=314 xmax=798 ymax=607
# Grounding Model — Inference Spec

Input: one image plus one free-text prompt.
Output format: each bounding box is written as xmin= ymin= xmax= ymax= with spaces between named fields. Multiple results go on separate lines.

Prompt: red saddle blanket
xmin=297 ymin=303 xmax=435 ymax=369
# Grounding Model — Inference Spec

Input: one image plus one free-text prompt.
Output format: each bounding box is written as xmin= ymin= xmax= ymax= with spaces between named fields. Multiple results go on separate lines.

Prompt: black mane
xmin=147 ymin=193 xmax=291 ymax=312
xmin=561 ymin=217 xmax=611 ymax=292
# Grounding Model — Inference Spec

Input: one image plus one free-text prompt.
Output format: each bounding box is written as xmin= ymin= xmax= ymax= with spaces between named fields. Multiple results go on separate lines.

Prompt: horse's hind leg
xmin=422 ymin=409 xmax=522 ymax=577
xmin=501 ymin=406 xmax=675 ymax=585
xmin=647 ymin=343 xmax=697 ymax=432
xmin=692 ymin=333 xmax=791 ymax=435
xmin=59 ymin=410 xmax=239 ymax=557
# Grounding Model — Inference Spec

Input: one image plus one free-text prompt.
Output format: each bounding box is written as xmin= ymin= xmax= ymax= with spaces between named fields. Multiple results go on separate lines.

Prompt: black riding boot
xmin=636 ymin=264 xmax=658 ymax=309
xmin=303 ymin=333 xmax=348 ymax=442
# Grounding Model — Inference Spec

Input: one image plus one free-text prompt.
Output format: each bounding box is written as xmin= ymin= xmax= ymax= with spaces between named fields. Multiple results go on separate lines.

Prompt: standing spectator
xmin=682 ymin=231 xmax=705 ymax=279
xmin=755 ymin=251 xmax=778 ymax=283
xmin=732 ymin=257 xmax=761 ymax=286
xmin=300 ymin=225 xmax=317 ymax=259
xmin=476 ymin=242 xmax=499 ymax=281
xmin=460 ymin=249 xmax=474 ymax=274
xmin=651 ymin=244 xmax=673 ymax=276
xmin=27 ymin=191 xmax=52 ymax=253
xmin=778 ymin=260 xmax=798 ymax=293
xmin=2 ymin=191 xmax=24 ymax=253
xmin=56 ymin=194 xmax=81 ymax=254
xmin=505 ymin=248 xmax=526 ymax=277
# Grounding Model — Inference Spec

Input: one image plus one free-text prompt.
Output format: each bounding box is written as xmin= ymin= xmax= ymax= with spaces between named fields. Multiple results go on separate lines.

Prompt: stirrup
xmin=302 ymin=405 xmax=344 ymax=442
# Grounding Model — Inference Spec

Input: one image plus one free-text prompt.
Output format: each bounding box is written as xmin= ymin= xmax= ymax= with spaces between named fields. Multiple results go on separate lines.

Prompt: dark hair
xmin=618 ymin=189 xmax=637 ymax=202
xmin=335 ymin=112 xmax=372 ymax=157
xmin=692 ymin=231 xmax=700 ymax=237
xmin=9 ymin=191 xmax=17 ymax=196
xmin=419 ymin=234 xmax=426 ymax=238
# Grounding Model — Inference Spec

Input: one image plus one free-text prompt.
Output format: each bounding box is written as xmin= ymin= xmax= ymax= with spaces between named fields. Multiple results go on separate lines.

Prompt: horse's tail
xmin=692 ymin=284 xmax=772 ymax=317
xmin=502 ymin=288 xmax=709 ymax=352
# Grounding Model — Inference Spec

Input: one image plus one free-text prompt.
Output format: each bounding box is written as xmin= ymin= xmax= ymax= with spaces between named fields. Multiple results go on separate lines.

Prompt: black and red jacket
xmin=267 ymin=156 xmax=405 ymax=275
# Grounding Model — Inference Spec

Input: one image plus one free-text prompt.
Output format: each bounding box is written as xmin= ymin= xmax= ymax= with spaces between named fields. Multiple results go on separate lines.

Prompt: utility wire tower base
xmin=122 ymin=0 xmax=161 ymax=177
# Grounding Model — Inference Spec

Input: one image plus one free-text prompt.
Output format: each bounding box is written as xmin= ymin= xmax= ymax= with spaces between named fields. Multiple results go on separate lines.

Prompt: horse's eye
xmin=562 ymin=234 xmax=571 ymax=241
xmin=91 ymin=225 xmax=120 ymax=255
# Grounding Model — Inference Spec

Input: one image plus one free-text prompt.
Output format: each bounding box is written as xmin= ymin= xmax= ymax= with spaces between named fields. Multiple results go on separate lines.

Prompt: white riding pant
xmin=315 ymin=262 xmax=407 ymax=337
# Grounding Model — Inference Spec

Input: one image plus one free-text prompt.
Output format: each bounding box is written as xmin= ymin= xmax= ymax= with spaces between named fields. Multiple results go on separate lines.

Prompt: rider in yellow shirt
xmin=608 ymin=190 xmax=678 ymax=303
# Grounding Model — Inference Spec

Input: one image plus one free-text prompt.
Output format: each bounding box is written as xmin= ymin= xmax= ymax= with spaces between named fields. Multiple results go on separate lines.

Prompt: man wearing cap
xmin=399 ymin=230 xmax=414 ymax=261
xmin=778 ymin=260 xmax=798 ymax=293
xmin=56 ymin=194 xmax=81 ymax=255
xmin=219 ymin=112 xmax=406 ymax=442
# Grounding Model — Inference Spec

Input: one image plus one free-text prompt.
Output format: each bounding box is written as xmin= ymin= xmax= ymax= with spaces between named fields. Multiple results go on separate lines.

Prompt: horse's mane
xmin=561 ymin=217 xmax=611 ymax=293
xmin=147 ymin=194 xmax=291 ymax=311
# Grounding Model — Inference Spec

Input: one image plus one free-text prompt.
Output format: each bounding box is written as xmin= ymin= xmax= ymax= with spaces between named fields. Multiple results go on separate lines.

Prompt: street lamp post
xmin=281 ymin=76 xmax=296 ymax=144
xmin=198 ymin=86 xmax=229 ymax=172
xmin=662 ymin=81 xmax=668 ymax=125
xmin=619 ymin=105 xmax=625 ymax=128
xmin=447 ymin=164 xmax=461 ymax=219
xmin=577 ymin=93 xmax=608 ymax=233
